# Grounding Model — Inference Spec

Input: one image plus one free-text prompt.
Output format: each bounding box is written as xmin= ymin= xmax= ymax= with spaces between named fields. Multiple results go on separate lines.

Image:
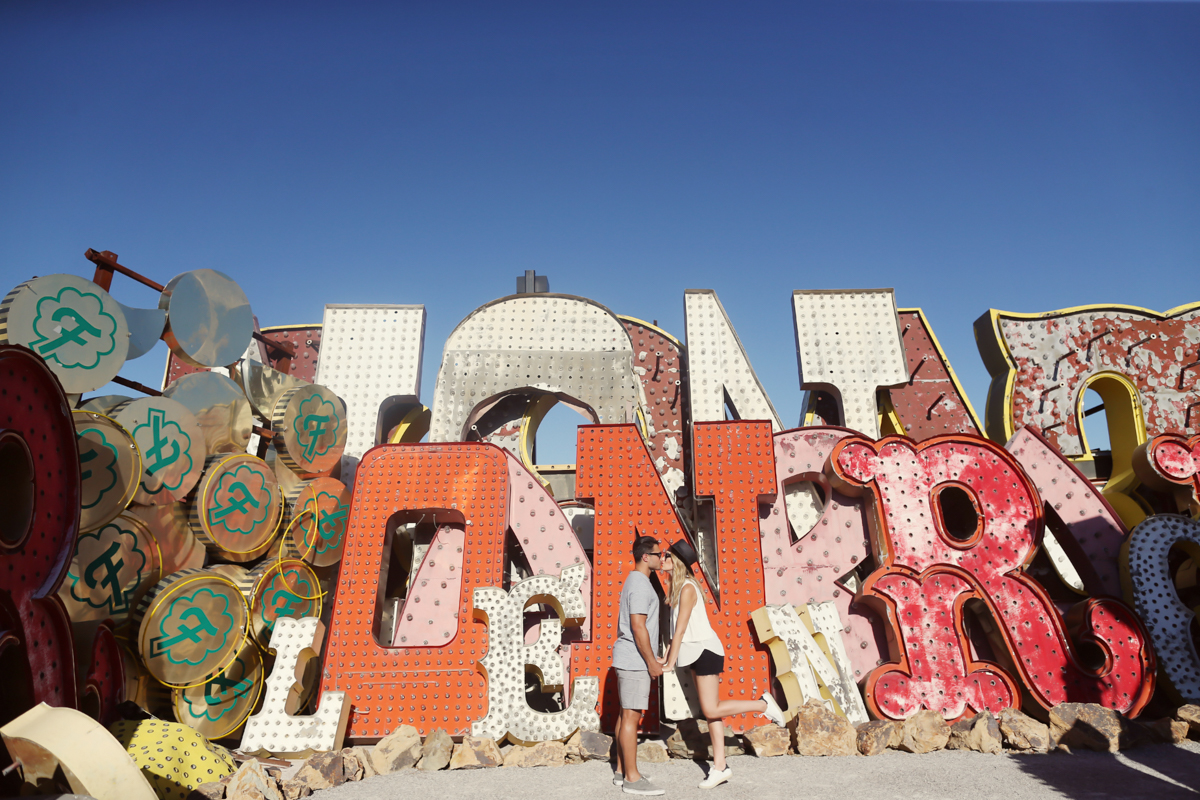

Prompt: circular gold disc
xmin=74 ymin=410 xmax=141 ymax=532
xmin=59 ymin=512 xmax=162 ymax=624
xmin=286 ymin=477 xmax=351 ymax=567
xmin=172 ymin=643 xmax=263 ymax=740
xmin=0 ymin=273 xmax=130 ymax=393
xmin=135 ymin=568 xmax=248 ymax=689
xmin=111 ymin=397 xmax=207 ymax=506
xmin=271 ymin=385 xmax=347 ymax=474
xmin=243 ymin=558 xmax=322 ymax=646
xmin=162 ymin=371 xmax=254 ymax=456
xmin=159 ymin=269 xmax=254 ymax=368
xmin=189 ymin=454 xmax=283 ymax=562
xmin=126 ymin=502 xmax=207 ymax=574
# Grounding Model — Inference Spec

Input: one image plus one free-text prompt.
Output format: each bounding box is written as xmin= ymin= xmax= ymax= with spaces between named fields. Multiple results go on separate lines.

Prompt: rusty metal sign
xmin=189 ymin=454 xmax=284 ymax=562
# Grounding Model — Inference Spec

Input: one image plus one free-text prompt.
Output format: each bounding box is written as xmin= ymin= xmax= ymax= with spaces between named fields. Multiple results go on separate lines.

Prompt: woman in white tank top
xmin=660 ymin=540 xmax=786 ymax=789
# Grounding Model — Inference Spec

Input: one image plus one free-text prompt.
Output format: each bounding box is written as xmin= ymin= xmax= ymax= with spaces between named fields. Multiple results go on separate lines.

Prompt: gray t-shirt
xmin=611 ymin=570 xmax=660 ymax=672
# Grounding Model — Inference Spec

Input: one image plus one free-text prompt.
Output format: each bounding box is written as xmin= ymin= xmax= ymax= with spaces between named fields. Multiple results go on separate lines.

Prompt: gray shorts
xmin=616 ymin=668 xmax=651 ymax=710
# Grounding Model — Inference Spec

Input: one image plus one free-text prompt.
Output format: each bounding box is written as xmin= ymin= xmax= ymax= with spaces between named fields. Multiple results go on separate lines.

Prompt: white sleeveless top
xmin=671 ymin=577 xmax=725 ymax=666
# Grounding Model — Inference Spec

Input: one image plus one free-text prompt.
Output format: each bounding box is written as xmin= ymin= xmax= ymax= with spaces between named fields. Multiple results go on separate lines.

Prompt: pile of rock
xmin=190 ymin=702 xmax=1200 ymax=799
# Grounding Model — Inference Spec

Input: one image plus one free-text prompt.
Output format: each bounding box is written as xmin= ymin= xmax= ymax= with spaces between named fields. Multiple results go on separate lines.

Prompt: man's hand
xmin=647 ymin=658 xmax=664 ymax=678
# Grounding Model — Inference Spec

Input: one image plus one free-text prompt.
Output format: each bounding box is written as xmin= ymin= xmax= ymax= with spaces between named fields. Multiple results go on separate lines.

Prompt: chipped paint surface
xmin=1007 ymin=426 xmax=1129 ymax=597
xmin=1139 ymin=432 xmax=1200 ymax=503
xmin=620 ymin=317 xmax=688 ymax=501
xmin=976 ymin=303 xmax=1200 ymax=455
xmin=832 ymin=434 xmax=1156 ymax=718
xmin=888 ymin=309 xmax=983 ymax=439
xmin=759 ymin=426 xmax=884 ymax=681
xmin=863 ymin=568 xmax=1018 ymax=721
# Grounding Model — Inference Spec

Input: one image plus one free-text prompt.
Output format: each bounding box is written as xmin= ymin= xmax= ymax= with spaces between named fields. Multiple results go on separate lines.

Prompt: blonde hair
xmin=667 ymin=552 xmax=695 ymax=608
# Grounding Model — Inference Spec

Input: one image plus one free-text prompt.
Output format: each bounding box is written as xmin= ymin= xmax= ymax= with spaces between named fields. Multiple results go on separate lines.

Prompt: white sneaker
xmin=761 ymin=692 xmax=786 ymax=727
xmin=613 ymin=772 xmax=624 ymax=786
xmin=699 ymin=767 xmax=731 ymax=789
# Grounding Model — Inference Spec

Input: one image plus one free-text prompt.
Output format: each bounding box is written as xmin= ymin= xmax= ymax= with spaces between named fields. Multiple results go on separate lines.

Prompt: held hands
xmin=647 ymin=658 xmax=664 ymax=678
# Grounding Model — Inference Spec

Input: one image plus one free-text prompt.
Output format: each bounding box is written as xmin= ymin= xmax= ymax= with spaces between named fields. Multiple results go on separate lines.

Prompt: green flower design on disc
xmin=209 ymin=464 xmax=271 ymax=536
xmin=293 ymin=393 xmax=342 ymax=463
xmin=67 ymin=523 xmax=148 ymax=614
xmin=312 ymin=492 xmax=349 ymax=555
xmin=183 ymin=652 xmax=255 ymax=723
xmin=132 ymin=407 xmax=194 ymax=495
xmin=29 ymin=285 xmax=118 ymax=370
xmin=151 ymin=588 xmax=236 ymax=666
xmin=259 ymin=568 xmax=315 ymax=631
xmin=78 ymin=427 xmax=120 ymax=510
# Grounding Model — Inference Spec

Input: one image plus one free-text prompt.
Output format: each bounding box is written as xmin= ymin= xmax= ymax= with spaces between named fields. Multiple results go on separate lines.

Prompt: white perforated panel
xmin=792 ymin=290 xmax=909 ymax=438
xmin=684 ymin=290 xmax=781 ymax=431
xmin=240 ymin=616 xmax=350 ymax=756
xmin=315 ymin=305 xmax=426 ymax=467
xmin=428 ymin=295 xmax=640 ymax=442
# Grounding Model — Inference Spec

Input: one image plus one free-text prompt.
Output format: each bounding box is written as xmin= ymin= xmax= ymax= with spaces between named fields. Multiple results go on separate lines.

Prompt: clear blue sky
xmin=2 ymin=2 xmax=1197 ymax=462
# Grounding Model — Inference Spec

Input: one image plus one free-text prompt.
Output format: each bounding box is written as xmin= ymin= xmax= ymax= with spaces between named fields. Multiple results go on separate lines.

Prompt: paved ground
xmin=318 ymin=741 xmax=1200 ymax=800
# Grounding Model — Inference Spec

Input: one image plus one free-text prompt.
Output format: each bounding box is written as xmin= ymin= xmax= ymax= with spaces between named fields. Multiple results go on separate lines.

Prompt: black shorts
xmin=689 ymin=649 xmax=725 ymax=676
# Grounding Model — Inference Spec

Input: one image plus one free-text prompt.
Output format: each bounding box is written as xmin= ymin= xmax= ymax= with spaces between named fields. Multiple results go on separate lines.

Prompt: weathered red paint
xmin=889 ymin=310 xmax=982 ymax=439
xmin=831 ymin=434 xmax=1156 ymax=719
xmin=1138 ymin=432 xmax=1200 ymax=507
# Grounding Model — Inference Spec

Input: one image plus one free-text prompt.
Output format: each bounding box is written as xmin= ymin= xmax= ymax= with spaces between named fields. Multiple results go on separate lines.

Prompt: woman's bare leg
xmin=694 ymin=673 xmax=768 ymax=771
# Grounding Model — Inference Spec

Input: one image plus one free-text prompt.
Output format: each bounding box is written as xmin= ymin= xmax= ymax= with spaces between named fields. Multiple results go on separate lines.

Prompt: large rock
xmin=1148 ymin=717 xmax=1190 ymax=745
xmin=189 ymin=783 xmax=226 ymax=800
xmin=293 ymin=752 xmax=347 ymax=792
xmin=503 ymin=741 xmax=567 ymax=768
xmin=450 ymin=737 xmax=503 ymax=769
xmin=279 ymin=780 xmax=311 ymax=800
xmin=225 ymin=760 xmax=283 ymax=800
xmin=564 ymin=731 xmax=583 ymax=764
xmin=789 ymin=700 xmax=857 ymax=757
xmin=897 ymin=710 xmax=950 ymax=754
xmin=855 ymin=720 xmax=898 ymax=756
xmin=637 ymin=740 xmax=670 ymax=764
xmin=372 ymin=725 xmax=423 ymax=774
xmin=998 ymin=709 xmax=1050 ymax=753
xmin=664 ymin=720 xmax=743 ymax=759
xmin=744 ymin=724 xmax=790 ymax=757
xmin=947 ymin=711 xmax=1002 ymax=755
xmin=341 ymin=749 xmax=365 ymax=782
xmin=579 ymin=730 xmax=614 ymax=761
xmin=348 ymin=746 xmax=377 ymax=779
xmin=1048 ymin=703 xmax=1126 ymax=753
xmin=418 ymin=728 xmax=454 ymax=771
xmin=1175 ymin=705 xmax=1200 ymax=737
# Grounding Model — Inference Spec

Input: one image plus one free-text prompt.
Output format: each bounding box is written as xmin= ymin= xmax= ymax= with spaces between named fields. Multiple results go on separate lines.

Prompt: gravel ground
xmin=315 ymin=740 xmax=1200 ymax=800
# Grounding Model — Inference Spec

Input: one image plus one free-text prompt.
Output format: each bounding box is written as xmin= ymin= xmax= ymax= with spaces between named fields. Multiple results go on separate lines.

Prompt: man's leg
xmin=618 ymin=707 xmax=643 ymax=783
xmin=614 ymin=710 xmax=625 ymax=776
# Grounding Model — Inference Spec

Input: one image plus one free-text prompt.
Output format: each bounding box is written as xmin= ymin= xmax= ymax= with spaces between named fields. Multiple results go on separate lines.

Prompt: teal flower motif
xmin=67 ymin=523 xmax=148 ymax=614
xmin=152 ymin=588 xmax=235 ymax=666
xmin=209 ymin=464 xmax=270 ymax=535
xmin=29 ymin=285 xmax=118 ymax=370
xmin=259 ymin=567 xmax=314 ymax=631
xmin=313 ymin=492 xmax=349 ymax=555
xmin=132 ymin=407 xmax=193 ymax=494
xmin=182 ymin=653 xmax=254 ymax=722
xmin=293 ymin=394 xmax=341 ymax=463
xmin=78 ymin=427 xmax=120 ymax=510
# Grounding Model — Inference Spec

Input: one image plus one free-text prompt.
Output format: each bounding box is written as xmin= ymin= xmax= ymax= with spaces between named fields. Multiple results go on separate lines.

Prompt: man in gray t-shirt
xmin=612 ymin=536 xmax=665 ymax=796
